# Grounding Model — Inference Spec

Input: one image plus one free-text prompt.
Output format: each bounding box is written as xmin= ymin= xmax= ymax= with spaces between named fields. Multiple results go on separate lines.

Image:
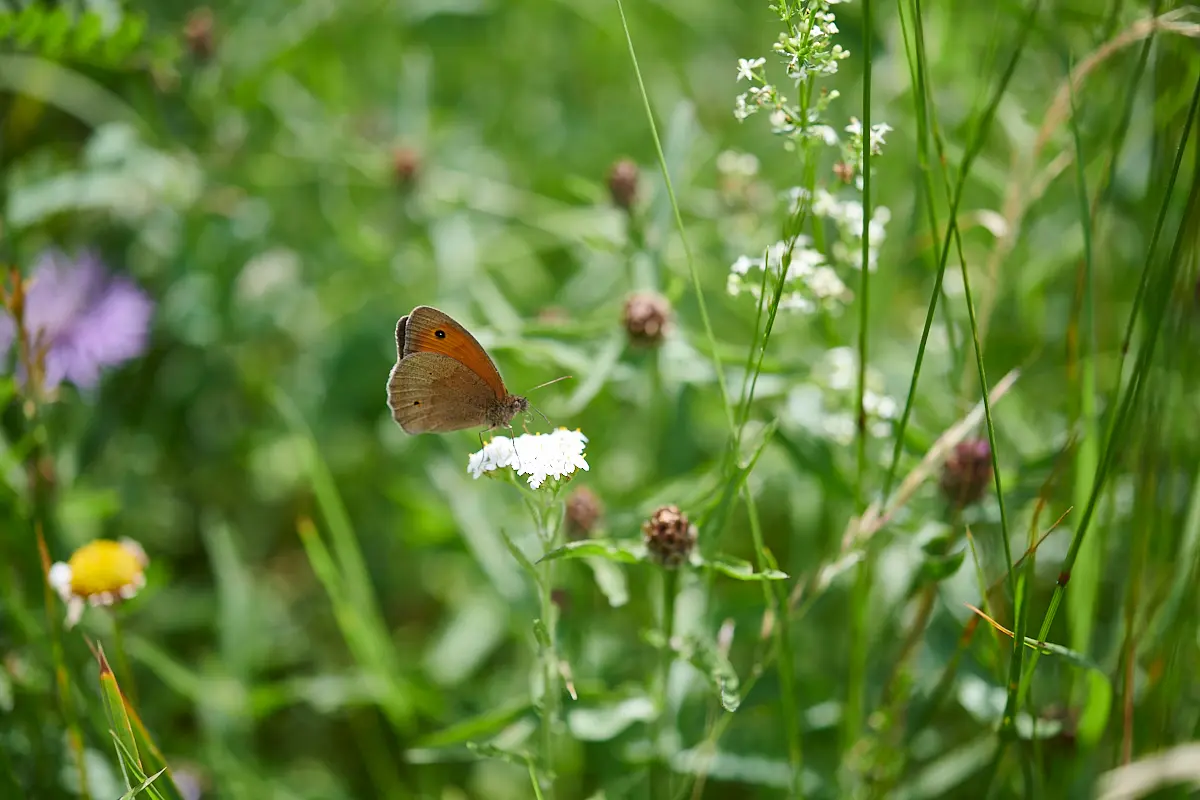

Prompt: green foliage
xmin=0 ymin=5 xmax=147 ymax=66
xmin=1 ymin=0 xmax=1199 ymax=798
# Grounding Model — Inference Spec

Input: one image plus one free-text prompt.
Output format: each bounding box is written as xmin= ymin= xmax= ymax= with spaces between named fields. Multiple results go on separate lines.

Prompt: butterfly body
xmin=387 ymin=306 xmax=528 ymax=435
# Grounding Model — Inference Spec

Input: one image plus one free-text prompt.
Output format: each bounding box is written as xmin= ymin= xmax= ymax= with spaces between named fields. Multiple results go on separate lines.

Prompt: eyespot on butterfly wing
xmin=400 ymin=306 xmax=507 ymax=399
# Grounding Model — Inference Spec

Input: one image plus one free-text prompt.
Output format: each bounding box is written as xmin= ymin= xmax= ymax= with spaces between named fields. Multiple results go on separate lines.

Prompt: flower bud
xmin=392 ymin=146 xmax=420 ymax=187
xmin=565 ymin=486 xmax=603 ymax=540
xmin=622 ymin=291 xmax=671 ymax=347
xmin=184 ymin=8 xmax=216 ymax=61
xmin=939 ymin=439 xmax=993 ymax=509
xmin=642 ymin=505 xmax=696 ymax=568
xmin=607 ymin=158 xmax=639 ymax=211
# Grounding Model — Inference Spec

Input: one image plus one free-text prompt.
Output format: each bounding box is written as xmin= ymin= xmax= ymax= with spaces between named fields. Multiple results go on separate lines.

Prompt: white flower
xmin=868 ymin=122 xmax=893 ymax=153
xmin=806 ymin=266 xmax=849 ymax=301
xmin=48 ymin=538 xmax=149 ymax=628
xmin=468 ymin=428 xmax=590 ymax=490
xmin=734 ymin=93 xmax=752 ymax=121
xmin=811 ymin=124 xmax=839 ymax=146
xmin=730 ymin=255 xmax=761 ymax=275
xmin=737 ymin=57 xmax=766 ymax=82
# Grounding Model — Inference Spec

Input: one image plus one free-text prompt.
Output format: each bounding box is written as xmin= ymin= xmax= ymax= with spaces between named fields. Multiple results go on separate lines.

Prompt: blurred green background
xmin=2 ymin=0 xmax=1200 ymax=798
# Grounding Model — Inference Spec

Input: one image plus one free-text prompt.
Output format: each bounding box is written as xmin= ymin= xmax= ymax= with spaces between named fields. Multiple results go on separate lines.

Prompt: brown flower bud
xmin=183 ymin=8 xmax=216 ymax=61
xmin=392 ymin=146 xmax=420 ymax=187
xmin=642 ymin=505 xmax=696 ymax=568
xmin=607 ymin=158 xmax=639 ymax=211
xmin=622 ymin=291 xmax=671 ymax=347
xmin=939 ymin=439 xmax=993 ymax=509
xmin=565 ymin=486 xmax=603 ymax=540
xmin=833 ymin=161 xmax=856 ymax=184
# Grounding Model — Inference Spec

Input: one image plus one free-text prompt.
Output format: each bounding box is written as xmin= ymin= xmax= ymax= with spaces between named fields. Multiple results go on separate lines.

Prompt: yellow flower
xmin=47 ymin=538 xmax=148 ymax=628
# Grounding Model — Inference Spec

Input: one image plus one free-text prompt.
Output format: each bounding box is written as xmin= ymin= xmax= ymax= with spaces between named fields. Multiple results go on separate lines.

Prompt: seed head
xmin=565 ymin=485 xmax=603 ymax=540
xmin=939 ymin=438 xmax=993 ymax=509
xmin=607 ymin=158 xmax=639 ymax=211
xmin=622 ymin=291 xmax=672 ymax=347
xmin=392 ymin=146 xmax=420 ymax=187
xmin=642 ymin=505 xmax=696 ymax=569
xmin=183 ymin=8 xmax=216 ymax=61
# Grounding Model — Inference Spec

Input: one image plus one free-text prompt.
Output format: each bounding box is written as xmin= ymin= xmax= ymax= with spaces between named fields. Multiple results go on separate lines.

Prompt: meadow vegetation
xmin=1 ymin=1 xmax=1199 ymax=798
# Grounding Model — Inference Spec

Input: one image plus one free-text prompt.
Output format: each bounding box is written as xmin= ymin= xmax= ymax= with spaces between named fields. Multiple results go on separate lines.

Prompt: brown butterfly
xmin=387 ymin=306 xmax=532 ymax=435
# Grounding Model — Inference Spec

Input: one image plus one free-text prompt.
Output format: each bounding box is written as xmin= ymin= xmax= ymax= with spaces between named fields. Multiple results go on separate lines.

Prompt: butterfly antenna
xmin=524 ymin=375 xmax=572 ymax=394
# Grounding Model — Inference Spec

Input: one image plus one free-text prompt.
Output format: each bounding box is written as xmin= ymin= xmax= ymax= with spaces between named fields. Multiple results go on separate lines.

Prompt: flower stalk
xmin=534 ymin=494 xmax=564 ymax=799
xmin=652 ymin=566 xmax=678 ymax=799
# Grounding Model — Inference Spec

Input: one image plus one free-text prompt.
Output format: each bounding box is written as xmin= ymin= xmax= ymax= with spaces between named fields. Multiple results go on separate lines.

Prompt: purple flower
xmin=0 ymin=250 xmax=153 ymax=391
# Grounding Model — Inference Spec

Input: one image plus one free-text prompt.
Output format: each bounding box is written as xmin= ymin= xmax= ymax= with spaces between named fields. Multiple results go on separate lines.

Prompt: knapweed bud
xmin=622 ymin=291 xmax=671 ymax=347
xmin=392 ymin=146 xmax=420 ymax=187
xmin=607 ymin=158 xmax=639 ymax=211
xmin=183 ymin=7 xmax=216 ymax=61
xmin=565 ymin=485 xmax=603 ymax=540
xmin=939 ymin=439 xmax=993 ymax=509
xmin=642 ymin=505 xmax=696 ymax=568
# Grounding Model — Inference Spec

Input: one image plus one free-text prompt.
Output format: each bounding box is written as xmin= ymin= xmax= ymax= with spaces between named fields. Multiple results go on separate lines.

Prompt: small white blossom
xmin=717 ymin=150 xmax=759 ymax=177
xmin=812 ymin=124 xmax=839 ymax=146
xmin=468 ymin=428 xmax=590 ymax=490
xmin=734 ymin=93 xmax=753 ymax=121
xmin=737 ymin=57 xmax=765 ymax=82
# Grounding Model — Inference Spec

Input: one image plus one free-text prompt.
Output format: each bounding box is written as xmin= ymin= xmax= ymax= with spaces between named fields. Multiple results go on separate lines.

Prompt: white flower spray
xmin=466 ymin=427 xmax=591 ymax=794
xmin=727 ymin=0 xmax=895 ymax=317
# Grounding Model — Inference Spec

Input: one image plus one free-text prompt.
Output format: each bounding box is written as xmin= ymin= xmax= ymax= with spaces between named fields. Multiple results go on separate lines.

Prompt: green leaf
xmin=117 ymin=768 xmax=168 ymax=800
xmin=499 ymin=528 xmax=541 ymax=587
xmin=586 ymin=557 xmax=629 ymax=607
xmin=98 ymin=646 xmax=141 ymax=783
xmin=567 ymin=695 xmax=655 ymax=741
xmin=701 ymin=555 xmax=788 ymax=582
xmin=537 ymin=539 xmax=646 ymax=565
xmin=72 ymin=13 xmax=104 ymax=55
xmin=533 ymin=619 xmax=551 ymax=650
xmin=410 ymin=699 xmax=532 ymax=749
xmin=918 ymin=549 xmax=966 ymax=583
xmin=465 ymin=741 xmax=534 ymax=766
xmin=679 ymin=634 xmax=740 ymax=712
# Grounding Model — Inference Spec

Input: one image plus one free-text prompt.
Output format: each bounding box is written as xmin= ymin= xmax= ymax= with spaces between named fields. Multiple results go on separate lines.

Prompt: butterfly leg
xmin=506 ymin=425 xmax=523 ymax=471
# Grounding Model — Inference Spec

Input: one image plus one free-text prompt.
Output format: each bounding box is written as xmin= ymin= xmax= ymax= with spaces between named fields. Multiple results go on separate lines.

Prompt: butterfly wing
xmin=387 ymin=351 xmax=495 ymax=433
xmin=394 ymin=315 xmax=408 ymax=360
xmin=402 ymin=306 xmax=507 ymax=399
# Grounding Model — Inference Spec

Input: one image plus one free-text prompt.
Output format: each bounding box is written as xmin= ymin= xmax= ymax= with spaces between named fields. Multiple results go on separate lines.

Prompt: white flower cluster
xmin=727 ymin=237 xmax=850 ymax=314
xmin=810 ymin=187 xmax=892 ymax=272
xmin=468 ymin=428 xmax=590 ymax=490
xmin=811 ymin=346 xmax=898 ymax=444
xmin=732 ymin=0 xmax=850 ymax=150
xmin=726 ymin=1 xmax=895 ymax=316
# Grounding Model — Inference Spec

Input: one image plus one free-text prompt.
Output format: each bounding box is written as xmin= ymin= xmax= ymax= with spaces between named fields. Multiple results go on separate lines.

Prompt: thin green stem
xmin=743 ymin=484 xmax=802 ymax=797
xmin=537 ymin=501 xmax=563 ymax=800
xmin=612 ymin=0 xmax=735 ymax=433
xmin=844 ymin=0 xmax=874 ymax=771
xmin=653 ymin=567 xmax=678 ymax=799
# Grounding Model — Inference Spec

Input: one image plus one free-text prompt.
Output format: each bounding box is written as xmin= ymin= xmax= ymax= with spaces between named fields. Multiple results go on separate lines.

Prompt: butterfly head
xmin=488 ymin=393 xmax=529 ymax=430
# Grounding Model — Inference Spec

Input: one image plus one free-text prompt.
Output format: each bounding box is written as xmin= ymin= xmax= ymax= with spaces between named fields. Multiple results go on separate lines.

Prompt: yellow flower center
xmin=66 ymin=539 xmax=145 ymax=597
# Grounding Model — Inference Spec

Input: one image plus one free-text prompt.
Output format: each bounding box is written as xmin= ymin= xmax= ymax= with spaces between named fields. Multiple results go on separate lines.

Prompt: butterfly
xmin=386 ymin=306 xmax=531 ymax=435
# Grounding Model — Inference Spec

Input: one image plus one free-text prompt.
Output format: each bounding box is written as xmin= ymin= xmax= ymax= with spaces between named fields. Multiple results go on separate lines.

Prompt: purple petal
xmin=67 ymin=276 xmax=153 ymax=365
xmin=23 ymin=250 xmax=106 ymax=343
